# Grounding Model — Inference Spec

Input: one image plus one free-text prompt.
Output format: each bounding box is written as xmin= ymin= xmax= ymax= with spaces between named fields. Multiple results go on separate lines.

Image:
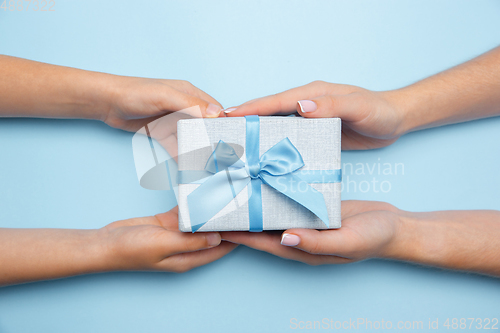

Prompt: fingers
xmin=158 ymin=241 xmax=237 ymax=273
xmin=188 ymin=85 xmax=223 ymax=110
xmin=221 ymin=231 xmax=351 ymax=265
xmin=105 ymin=216 xmax=162 ymax=229
xmin=225 ymin=95 xmax=295 ymax=117
xmin=296 ymin=93 xmax=368 ymax=123
xmin=168 ymin=79 xmax=223 ymax=109
xmin=159 ymin=88 xmax=223 ymax=118
xmin=105 ymin=207 xmax=179 ymax=229
xmin=154 ymin=202 xmax=396 ymax=261
xmin=221 ymin=231 xmax=281 ymax=250
xmin=225 ymin=82 xmax=330 ymax=117
xmin=221 ymin=201 xmax=399 ymax=261
xmin=156 ymin=231 xmax=223 ymax=256
xmin=155 ymin=134 xmax=178 ymax=163
xmin=280 ymin=209 xmax=398 ymax=258
xmin=279 ymin=228 xmax=354 ymax=256
xmin=143 ymin=107 xmax=197 ymax=160
xmin=153 ymin=208 xmax=179 ymax=230
xmin=131 ymin=208 xmax=224 ymax=255
xmin=224 ymin=81 xmax=362 ymax=117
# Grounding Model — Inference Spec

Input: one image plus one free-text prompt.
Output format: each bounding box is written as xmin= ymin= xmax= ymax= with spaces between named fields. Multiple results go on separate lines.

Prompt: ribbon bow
xmin=185 ymin=116 xmax=331 ymax=232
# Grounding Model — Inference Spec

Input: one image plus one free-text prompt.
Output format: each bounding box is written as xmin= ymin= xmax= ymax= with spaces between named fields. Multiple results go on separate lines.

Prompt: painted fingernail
xmin=206 ymin=103 xmax=222 ymax=117
xmin=297 ymin=100 xmax=317 ymax=113
xmin=224 ymin=107 xmax=237 ymax=114
xmin=281 ymin=233 xmax=300 ymax=246
xmin=206 ymin=233 xmax=222 ymax=247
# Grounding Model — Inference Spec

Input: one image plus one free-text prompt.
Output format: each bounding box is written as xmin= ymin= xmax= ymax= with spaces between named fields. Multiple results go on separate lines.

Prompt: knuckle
xmin=185 ymin=82 xmax=196 ymax=91
xmin=189 ymin=235 xmax=210 ymax=251
xmin=178 ymin=80 xmax=196 ymax=93
xmin=276 ymin=96 xmax=284 ymax=112
xmin=183 ymin=238 xmax=203 ymax=252
xmin=269 ymin=93 xmax=284 ymax=112
xmin=325 ymin=94 xmax=337 ymax=106
xmin=187 ymin=82 xmax=198 ymax=91
xmin=375 ymin=201 xmax=399 ymax=213
xmin=307 ymin=241 xmax=324 ymax=255
xmin=310 ymin=80 xmax=326 ymax=87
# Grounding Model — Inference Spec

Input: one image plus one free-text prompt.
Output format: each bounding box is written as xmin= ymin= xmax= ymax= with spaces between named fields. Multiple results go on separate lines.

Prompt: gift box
xmin=177 ymin=116 xmax=341 ymax=232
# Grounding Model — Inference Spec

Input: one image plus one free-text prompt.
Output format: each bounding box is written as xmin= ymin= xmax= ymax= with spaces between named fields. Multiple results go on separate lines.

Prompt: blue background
xmin=1 ymin=0 xmax=500 ymax=332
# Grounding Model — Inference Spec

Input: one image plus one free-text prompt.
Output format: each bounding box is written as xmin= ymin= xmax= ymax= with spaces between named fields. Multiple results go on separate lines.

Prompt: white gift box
xmin=177 ymin=116 xmax=341 ymax=232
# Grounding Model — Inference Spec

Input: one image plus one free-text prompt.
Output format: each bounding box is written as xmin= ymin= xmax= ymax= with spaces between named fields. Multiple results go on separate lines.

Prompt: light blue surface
xmin=1 ymin=1 xmax=500 ymax=332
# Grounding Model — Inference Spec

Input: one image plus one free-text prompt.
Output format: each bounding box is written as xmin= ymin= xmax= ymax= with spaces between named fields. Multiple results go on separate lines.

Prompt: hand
xmin=103 ymin=77 xmax=224 ymax=132
xmin=225 ymin=81 xmax=408 ymax=150
xmin=220 ymin=201 xmax=401 ymax=265
xmin=102 ymin=207 xmax=237 ymax=273
xmin=0 ymin=56 xmax=225 ymax=130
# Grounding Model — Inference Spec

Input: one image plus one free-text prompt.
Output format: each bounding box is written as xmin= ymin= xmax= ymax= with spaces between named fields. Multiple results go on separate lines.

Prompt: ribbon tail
xmin=187 ymin=169 xmax=249 ymax=232
xmin=261 ymin=173 xmax=330 ymax=227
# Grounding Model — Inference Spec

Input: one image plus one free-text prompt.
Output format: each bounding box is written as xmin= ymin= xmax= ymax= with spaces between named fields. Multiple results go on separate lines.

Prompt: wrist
xmin=379 ymin=212 xmax=416 ymax=260
xmin=79 ymin=229 xmax=118 ymax=274
xmin=78 ymin=71 xmax=119 ymax=122
xmin=380 ymin=87 xmax=421 ymax=137
xmin=97 ymin=224 xmax=153 ymax=272
xmin=380 ymin=211 xmax=448 ymax=267
xmin=95 ymin=227 xmax=128 ymax=272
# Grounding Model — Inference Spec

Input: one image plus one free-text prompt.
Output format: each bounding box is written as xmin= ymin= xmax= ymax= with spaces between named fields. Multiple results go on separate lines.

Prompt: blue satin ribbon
xmin=177 ymin=169 xmax=342 ymax=185
xmin=178 ymin=115 xmax=341 ymax=232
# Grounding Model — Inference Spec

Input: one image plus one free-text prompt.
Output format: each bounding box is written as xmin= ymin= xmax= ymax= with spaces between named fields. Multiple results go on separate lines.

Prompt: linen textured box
xmin=177 ymin=116 xmax=341 ymax=232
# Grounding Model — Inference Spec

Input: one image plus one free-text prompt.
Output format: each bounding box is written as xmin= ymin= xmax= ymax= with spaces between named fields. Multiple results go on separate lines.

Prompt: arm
xmin=396 ymin=46 xmax=500 ymax=133
xmin=392 ymin=210 xmax=500 ymax=275
xmin=0 ymin=208 xmax=236 ymax=286
xmin=0 ymin=55 xmax=223 ymax=131
xmin=0 ymin=57 xmax=234 ymax=286
xmin=221 ymin=201 xmax=500 ymax=277
xmin=225 ymin=46 xmax=500 ymax=150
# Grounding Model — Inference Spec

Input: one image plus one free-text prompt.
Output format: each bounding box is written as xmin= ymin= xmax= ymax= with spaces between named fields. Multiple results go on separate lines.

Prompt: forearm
xmin=0 ymin=228 xmax=112 ymax=286
xmin=386 ymin=210 xmax=500 ymax=276
xmin=0 ymin=55 xmax=116 ymax=120
xmin=389 ymin=46 xmax=500 ymax=134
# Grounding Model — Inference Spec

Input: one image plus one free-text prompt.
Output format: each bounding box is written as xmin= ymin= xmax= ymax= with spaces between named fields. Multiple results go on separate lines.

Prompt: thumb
xmin=162 ymin=231 xmax=223 ymax=256
xmin=280 ymin=229 xmax=350 ymax=256
xmin=161 ymin=89 xmax=223 ymax=118
xmin=296 ymin=94 xmax=366 ymax=123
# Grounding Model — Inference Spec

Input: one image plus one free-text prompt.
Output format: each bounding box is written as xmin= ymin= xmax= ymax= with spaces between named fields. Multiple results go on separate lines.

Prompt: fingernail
xmin=223 ymin=107 xmax=237 ymax=114
xmin=297 ymin=100 xmax=317 ymax=113
xmin=206 ymin=103 xmax=222 ymax=117
xmin=281 ymin=233 xmax=300 ymax=246
xmin=206 ymin=233 xmax=222 ymax=247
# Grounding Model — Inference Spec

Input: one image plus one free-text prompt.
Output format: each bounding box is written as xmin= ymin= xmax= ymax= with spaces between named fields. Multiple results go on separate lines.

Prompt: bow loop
xmin=259 ymin=138 xmax=305 ymax=176
xmin=205 ymin=141 xmax=244 ymax=173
